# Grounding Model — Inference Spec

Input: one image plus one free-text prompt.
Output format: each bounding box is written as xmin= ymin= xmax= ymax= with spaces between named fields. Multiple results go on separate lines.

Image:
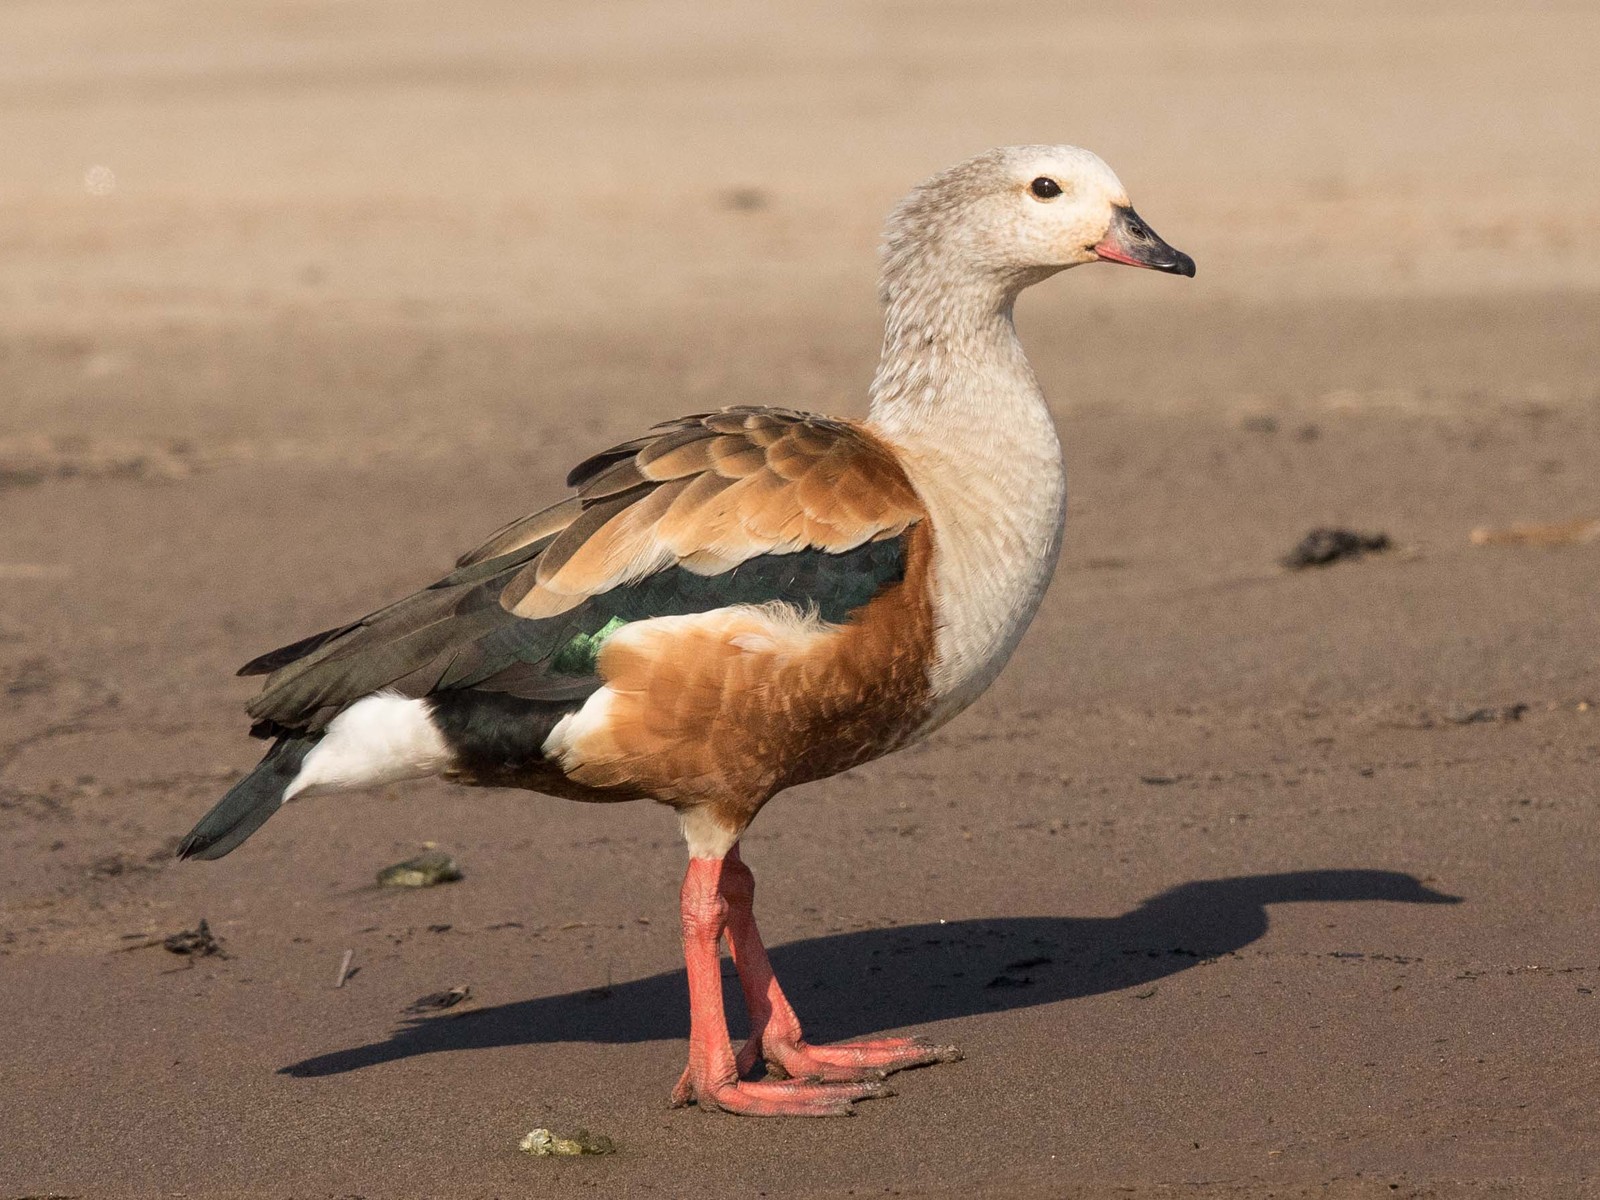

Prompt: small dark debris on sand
xmin=115 ymin=920 xmax=224 ymax=958
xmin=1448 ymin=702 xmax=1530 ymax=725
xmin=377 ymin=848 xmax=463 ymax=888
xmin=1281 ymin=527 xmax=1392 ymax=570
xmin=518 ymin=1128 xmax=617 ymax=1156
xmin=407 ymin=984 xmax=471 ymax=1014
xmin=164 ymin=919 xmax=224 ymax=958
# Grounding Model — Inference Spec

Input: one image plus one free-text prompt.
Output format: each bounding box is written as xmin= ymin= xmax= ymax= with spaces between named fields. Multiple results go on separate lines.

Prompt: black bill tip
xmin=1095 ymin=204 xmax=1195 ymax=278
xmin=1163 ymin=248 xmax=1197 ymax=278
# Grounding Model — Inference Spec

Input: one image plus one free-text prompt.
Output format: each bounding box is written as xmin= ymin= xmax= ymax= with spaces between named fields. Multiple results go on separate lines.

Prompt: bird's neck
xmin=864 ymin=268 xmax=1068 ymax=729
xmin=866 ymin=269 xmax=1064 ymax=504
xmin=869 ymin=270 xmax=1039 ymax=434
xmin=865 ymin=254 xmax=1066 ymax=455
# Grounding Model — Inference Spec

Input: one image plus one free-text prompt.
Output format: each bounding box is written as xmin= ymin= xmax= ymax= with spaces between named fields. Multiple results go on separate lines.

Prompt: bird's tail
xmin=177 ymin=736 xmax=318 ymax=861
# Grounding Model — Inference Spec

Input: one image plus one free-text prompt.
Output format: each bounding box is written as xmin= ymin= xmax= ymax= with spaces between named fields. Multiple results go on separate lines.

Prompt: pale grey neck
xmin=862 ymin=263 xmax=1069 ymax=729
xmin=865 ymin=271 xmax=1059 ymax=462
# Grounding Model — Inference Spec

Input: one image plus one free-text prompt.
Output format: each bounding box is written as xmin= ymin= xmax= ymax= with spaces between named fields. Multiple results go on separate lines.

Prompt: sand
xmin=2 ymin=2 xmax=1599 ymax=1196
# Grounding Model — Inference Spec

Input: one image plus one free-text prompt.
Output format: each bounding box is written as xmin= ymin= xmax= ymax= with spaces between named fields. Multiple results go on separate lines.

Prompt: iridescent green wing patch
xmin=549 ymin=615 xmax=629 ymax=676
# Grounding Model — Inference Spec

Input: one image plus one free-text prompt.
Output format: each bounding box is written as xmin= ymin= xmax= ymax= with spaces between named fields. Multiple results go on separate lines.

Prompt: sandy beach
xmin=2 ymin=2 xmax=1599 ymax=1195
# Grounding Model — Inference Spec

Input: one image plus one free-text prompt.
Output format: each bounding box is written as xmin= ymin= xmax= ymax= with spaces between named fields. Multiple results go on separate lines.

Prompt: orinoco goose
xmin=180 ymin=144 xmax=1194 ymax=1116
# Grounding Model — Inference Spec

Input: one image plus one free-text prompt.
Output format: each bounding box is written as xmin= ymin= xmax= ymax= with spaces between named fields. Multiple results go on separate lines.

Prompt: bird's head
xmin=881 ymin=144 xmax=1195 ymax=304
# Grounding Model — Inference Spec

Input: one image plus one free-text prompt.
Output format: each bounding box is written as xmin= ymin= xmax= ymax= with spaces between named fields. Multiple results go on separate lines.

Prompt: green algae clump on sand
xmin=376 ymin=848 xmax=464 ymax=888
xmin=518 ymin=1128 xmax=617 ymax=1156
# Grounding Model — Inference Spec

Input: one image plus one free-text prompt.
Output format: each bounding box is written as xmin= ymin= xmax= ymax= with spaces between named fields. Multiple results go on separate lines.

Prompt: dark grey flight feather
xmin=176 ymin=736 xmax=317 ymax=860
xmin=237 ymin=624 xmax=360 ymax=677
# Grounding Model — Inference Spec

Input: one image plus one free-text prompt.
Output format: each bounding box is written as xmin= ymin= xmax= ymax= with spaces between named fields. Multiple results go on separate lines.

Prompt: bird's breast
xmin=898 ymin=434 xmax=1068 ymax=734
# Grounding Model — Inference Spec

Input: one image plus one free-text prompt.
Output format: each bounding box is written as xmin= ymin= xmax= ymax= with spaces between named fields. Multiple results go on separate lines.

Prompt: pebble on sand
xmin=376 ymin=848 xmax=464 ymax=888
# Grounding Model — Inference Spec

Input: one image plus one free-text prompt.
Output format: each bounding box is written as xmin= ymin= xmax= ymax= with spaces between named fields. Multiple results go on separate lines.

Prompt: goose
xmin=179 ymin=144 xmax=1194 ymax=1117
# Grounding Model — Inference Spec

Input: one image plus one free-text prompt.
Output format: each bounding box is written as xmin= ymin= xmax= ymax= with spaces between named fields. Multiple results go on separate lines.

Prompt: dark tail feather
xmin=237 ymin=623 xmax=359 ymax=676
xmin=177 ymin=736 xmax=317 ymax=861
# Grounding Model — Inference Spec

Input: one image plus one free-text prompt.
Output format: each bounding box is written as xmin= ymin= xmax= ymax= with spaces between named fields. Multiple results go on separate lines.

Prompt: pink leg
xmin=721 ymin=845 xmax=962 ymax=1084
xmin=669 ymin=856 xmax=891 ymax=1116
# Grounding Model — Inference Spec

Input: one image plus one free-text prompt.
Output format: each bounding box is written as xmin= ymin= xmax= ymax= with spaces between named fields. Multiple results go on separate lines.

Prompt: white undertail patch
xmin=285 ymin=692 xmax=454 ymax=801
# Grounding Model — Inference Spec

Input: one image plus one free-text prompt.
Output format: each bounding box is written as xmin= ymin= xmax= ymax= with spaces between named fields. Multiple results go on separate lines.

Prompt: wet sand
xmin=2 ymin=2 xmax=1599 ymax=1196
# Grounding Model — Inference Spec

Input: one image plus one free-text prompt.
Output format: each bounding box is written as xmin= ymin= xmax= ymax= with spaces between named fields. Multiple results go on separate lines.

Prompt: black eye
xmin=1029 ymin=177 xmax=1062 ymax=200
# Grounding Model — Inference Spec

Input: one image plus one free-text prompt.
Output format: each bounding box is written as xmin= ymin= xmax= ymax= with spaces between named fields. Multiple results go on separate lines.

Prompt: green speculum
xmin=549 ymin=615 xmax=629 ymax=676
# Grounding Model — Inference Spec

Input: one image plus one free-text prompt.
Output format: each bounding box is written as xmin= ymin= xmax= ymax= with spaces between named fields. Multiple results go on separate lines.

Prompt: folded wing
xmin=239 ymin=408 xmax=925 ymax=737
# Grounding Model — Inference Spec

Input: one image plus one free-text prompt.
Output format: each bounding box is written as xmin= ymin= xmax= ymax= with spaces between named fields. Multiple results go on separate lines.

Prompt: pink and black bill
xmin=1094 ymin=205 xmax=1196 ymax=277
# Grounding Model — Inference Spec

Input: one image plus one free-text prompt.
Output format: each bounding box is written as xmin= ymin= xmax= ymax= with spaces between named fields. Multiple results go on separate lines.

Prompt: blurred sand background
xmin=2 ymin=2 xmax=1599 ymax=1196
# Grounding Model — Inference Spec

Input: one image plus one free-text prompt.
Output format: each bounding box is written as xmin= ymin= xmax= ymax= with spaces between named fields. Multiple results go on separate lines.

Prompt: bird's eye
xmin=1029 ymin=177 xmax=1062 ymax=200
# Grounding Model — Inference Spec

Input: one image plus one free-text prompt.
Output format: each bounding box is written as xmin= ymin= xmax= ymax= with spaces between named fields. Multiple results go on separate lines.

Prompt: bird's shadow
xmin=283 ymin=868 xmax=1459 ymax=1078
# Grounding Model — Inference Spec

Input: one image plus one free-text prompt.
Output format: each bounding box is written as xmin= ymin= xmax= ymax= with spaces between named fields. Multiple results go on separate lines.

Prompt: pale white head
xmin=880 ymin=144 xmax=1194 ymax=309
